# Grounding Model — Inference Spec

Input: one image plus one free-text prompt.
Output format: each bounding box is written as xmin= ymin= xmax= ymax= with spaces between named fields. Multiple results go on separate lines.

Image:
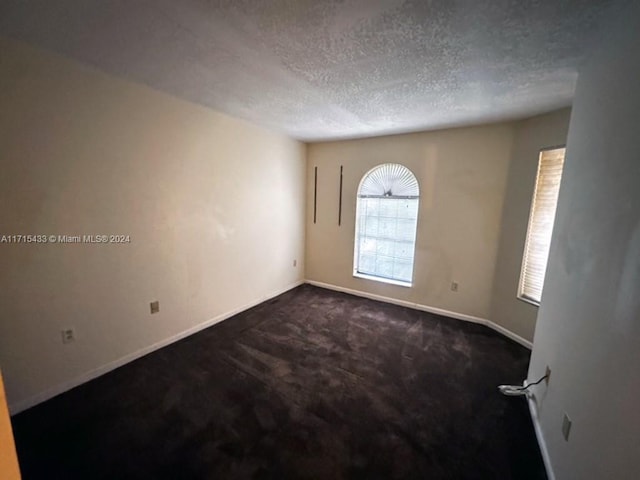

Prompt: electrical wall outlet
xmin=61 ymin=328 xmax=75 ymax=344
xmin=451 ymin=281 xmax=459 ymax=292
xmin=150 ymin=301 xmax=160 ymax=314
xmin=545 ymin=365 xmax=551 ymax=384
xmin=562 ymin=413 xmax=572 ymax=441
xmin=293 ymin=259 xmax=297 ymax=267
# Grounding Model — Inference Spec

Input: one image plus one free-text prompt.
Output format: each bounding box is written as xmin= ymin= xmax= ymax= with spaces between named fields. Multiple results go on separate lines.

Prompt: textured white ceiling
xmin=0 ymin=0 xmax=619 ymax=141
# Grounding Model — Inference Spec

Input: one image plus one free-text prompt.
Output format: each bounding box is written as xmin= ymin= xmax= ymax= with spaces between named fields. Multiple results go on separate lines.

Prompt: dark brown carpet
xmin=11 ymin=285 xmax=546 ymax=479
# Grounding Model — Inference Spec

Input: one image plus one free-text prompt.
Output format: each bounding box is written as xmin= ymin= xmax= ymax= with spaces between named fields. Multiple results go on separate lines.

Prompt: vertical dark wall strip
xmin=313 ymin=166 xmax=318 ymax=224
xmin=338 ymin=165 xmax=343 ymax=226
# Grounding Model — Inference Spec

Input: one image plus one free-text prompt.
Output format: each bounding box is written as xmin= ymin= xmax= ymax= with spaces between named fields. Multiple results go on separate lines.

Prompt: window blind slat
xmin=518 ymin=148 xmax=566 ymax=304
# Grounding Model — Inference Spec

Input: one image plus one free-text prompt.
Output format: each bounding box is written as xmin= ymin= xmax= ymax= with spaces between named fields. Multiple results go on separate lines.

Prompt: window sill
xmin=353 ymin=272 xmax=412 ymax=288
xmin=517 ymin=295 xmax=540 ymax=307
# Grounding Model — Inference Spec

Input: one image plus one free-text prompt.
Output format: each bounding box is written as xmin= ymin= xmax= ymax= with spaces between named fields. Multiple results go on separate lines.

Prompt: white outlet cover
xmin=61 ymin=329 xmax=75 ymax=344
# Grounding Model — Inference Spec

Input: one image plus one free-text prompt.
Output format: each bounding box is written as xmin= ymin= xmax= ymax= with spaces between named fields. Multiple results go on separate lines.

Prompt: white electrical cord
xmin=498 ymin=384 xmax=528 ymax=396
xmin=498 ymin=374 xmax=548 ymax=396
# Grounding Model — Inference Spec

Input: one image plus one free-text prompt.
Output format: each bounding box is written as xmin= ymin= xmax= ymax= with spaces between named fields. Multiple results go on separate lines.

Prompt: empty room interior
xmin=1 ymin=0 xmax=639 ymax=479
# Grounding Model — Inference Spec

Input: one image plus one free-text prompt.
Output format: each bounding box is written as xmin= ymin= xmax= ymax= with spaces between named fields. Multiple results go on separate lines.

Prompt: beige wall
xmin=0 ymin=38 xmax=306 ymax=411
xmin=489 ymin=109 xmax=572 ymax=342
xmin=526 ymin=2 xmax=640 ymax=478
xmin=305 ymin=124 xmax=515 ymax=320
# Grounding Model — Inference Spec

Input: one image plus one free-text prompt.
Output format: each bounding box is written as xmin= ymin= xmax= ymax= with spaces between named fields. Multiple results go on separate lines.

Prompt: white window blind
xmin=519 ymin=147 xmax=566 ymax=305
xmin=354 ymin=164 xmax=419 ymax=286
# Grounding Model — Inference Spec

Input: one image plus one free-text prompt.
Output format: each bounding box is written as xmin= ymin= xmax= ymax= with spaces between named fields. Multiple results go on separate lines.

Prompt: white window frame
xmin=353 ymin=164 xmax=419 ymax=287
xmin=518 ymin=146 xmax=566 ymax=306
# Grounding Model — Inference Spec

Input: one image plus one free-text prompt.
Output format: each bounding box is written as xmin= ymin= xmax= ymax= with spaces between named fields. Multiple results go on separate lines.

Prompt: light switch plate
xmin=562 ymin=413 xmax=572 ymax=441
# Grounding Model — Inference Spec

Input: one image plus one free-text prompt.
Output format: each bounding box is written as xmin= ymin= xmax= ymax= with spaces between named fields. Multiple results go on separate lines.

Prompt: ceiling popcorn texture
xmin=0 ymin=0 xmax=619 ymax=141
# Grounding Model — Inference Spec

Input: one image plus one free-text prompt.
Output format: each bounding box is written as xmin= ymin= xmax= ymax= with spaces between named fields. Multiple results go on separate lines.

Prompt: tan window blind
xmin=518 ymin=147 xmax=566 ymax=305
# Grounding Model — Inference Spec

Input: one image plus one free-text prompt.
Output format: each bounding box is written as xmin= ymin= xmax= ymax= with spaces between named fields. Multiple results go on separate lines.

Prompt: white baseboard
xmin=485 ymin=319 xmax=533 ymax=349
xmin=11 ymin=279 xmax=532 ymax=414
xmin=9 ymin=280 xmax=304 ymax=415
xmin=525 ymin=388 xmax=556 ymax=480
xmin=305 ymin=280 xmax=533 ymax=349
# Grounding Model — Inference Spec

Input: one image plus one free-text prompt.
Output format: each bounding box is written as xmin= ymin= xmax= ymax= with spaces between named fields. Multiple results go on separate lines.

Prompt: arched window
xmin=354 ymin=164 xmax=419 ymax=286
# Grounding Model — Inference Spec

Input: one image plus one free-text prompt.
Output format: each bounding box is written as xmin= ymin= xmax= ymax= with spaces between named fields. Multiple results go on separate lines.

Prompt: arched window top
xmin=358 ymin=163 xmax=419 ymax=198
